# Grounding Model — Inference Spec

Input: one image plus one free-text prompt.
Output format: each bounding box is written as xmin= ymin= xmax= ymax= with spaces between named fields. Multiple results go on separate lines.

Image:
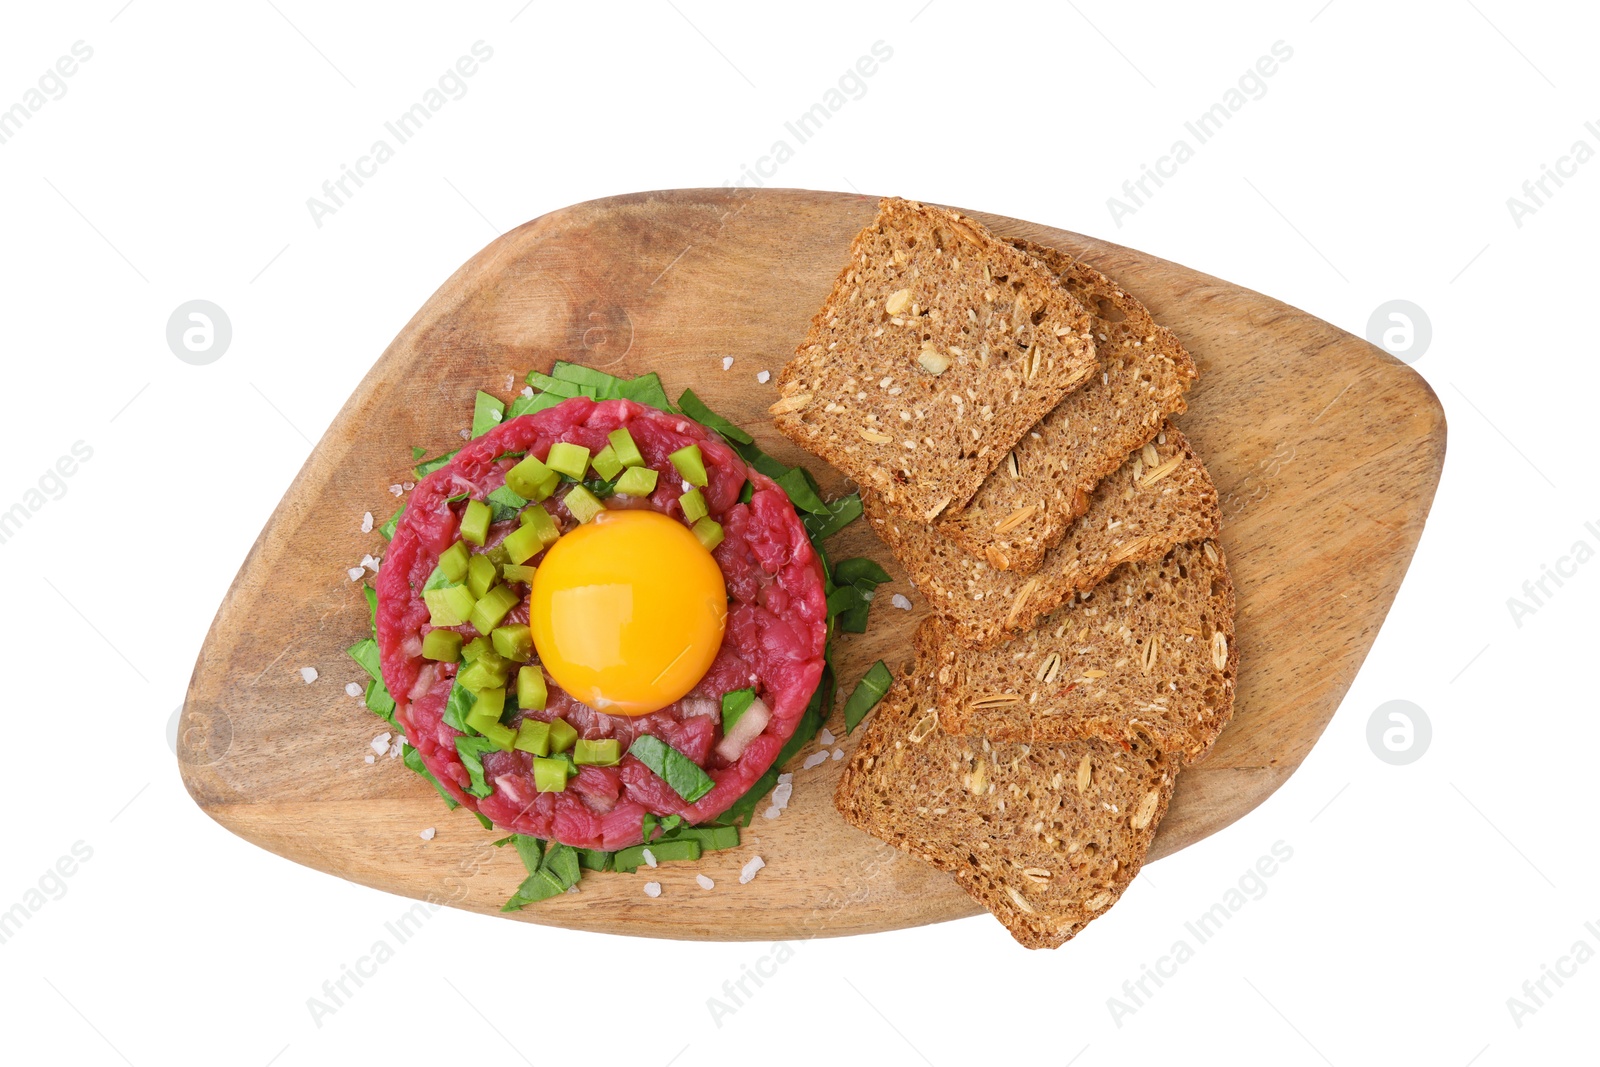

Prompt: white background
xmin=2 ymin=2 xmax=1595 ymax=1064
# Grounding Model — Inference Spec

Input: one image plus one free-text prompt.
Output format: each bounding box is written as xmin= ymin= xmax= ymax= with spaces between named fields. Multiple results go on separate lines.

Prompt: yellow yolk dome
xmin=529 ymin=508 xmax=727 ymax=716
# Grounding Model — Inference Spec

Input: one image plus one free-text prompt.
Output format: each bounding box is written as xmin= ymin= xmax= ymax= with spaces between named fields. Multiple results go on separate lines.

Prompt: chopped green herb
xmin=576 ymin=848 xmax=613 ymax=872
xmin=803 ymin=493 xmax=862 ymax=540
xmin=346 ymin=637 xmax=382 ymax=682
xmin=663 ymin=824 xmax=740 ymax=851
xmin=379 ymin=505 xmax=405 ymax=541
xmin=486 ymin=484 xmax=528 ymax=523
xmin=775 ymin=467 xmax=829 ymax=515
xmin=412 ymin=446 xmax=427 ymax=461
xmin=471 ymin=391 xmax=506 ymax=438
xmin=502 ymin=868 xmax=567 ymax=910
xmin=721 ymin=688 xmax=757 ymax=734
xmin=402 ymin=744 xmax=460 ymax=810
xmin=363 ymin=678 xmax=397 ymax=725
xmin=627 ymin=735 xmax=714 ymax=803
xmin=675 ymin=388 xmax=754 ymax=444
xmin=542 ymin=843 xmax=582 ymax=887
xmin=844 ymin=660 xmax=893 ymax=733
xmin=454 ymin=735 xmax=497 ymax=798
xmin=443 ymin=680 xmax=475 ymax=732
xmin=613 ymin=838 xmax=701 ymax=872
xmin=581 ymin=475 xmax=620 ymax=499
xmin=737 ymin=480 xmax=754 ymax=505
xmin=414 ymin=449 xmax=458 ymax=478
xmin=511 ymin=834 xmax=544 ymax=874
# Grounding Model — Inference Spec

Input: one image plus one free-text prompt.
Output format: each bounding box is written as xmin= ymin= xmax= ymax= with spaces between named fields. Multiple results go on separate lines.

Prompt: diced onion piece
xmin=715 ymin=696 xmax=771 ymax=762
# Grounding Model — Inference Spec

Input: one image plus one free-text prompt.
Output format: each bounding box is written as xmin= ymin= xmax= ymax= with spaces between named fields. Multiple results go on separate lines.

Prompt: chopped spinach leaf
xmin=403 ymin=744 xmax=460 ymax=810
xmin=843 ymin=661 xmax=893 ymax=734
xmin=627 ymin=735 xmax=714 ymax=803
xmin=414 ymin=449 xmax=458 ymax=478
xmin=676 ymin=388 xmax=754 ymax=444
xmin=453 ymin=735 xmax=497 ymax=798
xmin=471 ymin=391 xmax=505 ymax=438
xmin=721 ymin=688 xmax=757 ymax=734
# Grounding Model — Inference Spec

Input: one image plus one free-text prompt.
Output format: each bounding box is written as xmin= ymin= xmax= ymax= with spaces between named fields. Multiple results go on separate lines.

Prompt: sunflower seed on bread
xmin=931 ymin=539 xmax=1238 ymax=764
xmin=936 ymin=242 xmax=1197 ymax=574
xmin=770 ymin=198 xmax=1097 ymax=524
xmin=833 ymin=622 xmax=1177 ymax=950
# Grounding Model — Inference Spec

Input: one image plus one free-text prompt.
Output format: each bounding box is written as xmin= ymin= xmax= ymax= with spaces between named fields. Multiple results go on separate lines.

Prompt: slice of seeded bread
xmin=834 ymin=622 xmax=1177 ymax=950
xmin=865 ymin=422 xmax=1221 ymax=650
xmin=770 ymin=198 xmax=1098 ymax=523
xmin=931 ymin=539 xmax=1238 ymax=764
xmin=936 ymin=241 xmax=1196 ymax=574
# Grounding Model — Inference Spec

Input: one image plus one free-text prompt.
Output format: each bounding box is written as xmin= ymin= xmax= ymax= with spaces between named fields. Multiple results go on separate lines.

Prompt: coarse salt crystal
xmin=370 ymin=732 xmax=391 ymax=754
xmin=459 ymin=429 xmax=470 ymax=440
xmin=388 ymin=739 xmax=404 ymax=758
xmin=696 ymin=874 xmax=715 ymax=890
xmin=419 ymin=827 xmax=435 ymax=841
xmin=756 ymin=370 xmax=771 ymax=384
xmin=891 ymin=593 xmax=913 ymax=610
xmin=739 ymin=856 xmax=765 ymax=884
xmin=832 ymin=748 xmax=844 ymax=760
xmin=347 ymin=567 xmax=365 ymax=581
xmin=642 ymin=848 xmax=657 ymax=869
xmin=361 ymin=511 xmax=374 ymax=533
xmin=721 ymin=357 xmax=734 ymax=371
xmin=802 ymin=751 xmax=829 ymax=770
xmin=771 ymin=779 xmax=793 ymax=811
xmin=818 ymin=728 xmax=835 ymax=746
xmin=345 ymin=682 xmax=363 ymax=698
xmin=364 ymin=754 xmax=375 ymax=764
xmin=389 ymin=484 xmax=403 ymax=496
xmin=300 ymin=667 xmax=319 ymax=683
xmin=762 ymin=805 xmax=781 ymax=820
xmin=643 ymin=881 xmax=662 ymax=898
xmin=360 ymin=554 xmax=381 ymax=572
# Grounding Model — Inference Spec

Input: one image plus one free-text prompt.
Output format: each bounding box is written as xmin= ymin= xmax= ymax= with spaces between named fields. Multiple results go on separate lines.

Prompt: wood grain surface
xmin=179 ymin=188 xmax=1445 ymax=942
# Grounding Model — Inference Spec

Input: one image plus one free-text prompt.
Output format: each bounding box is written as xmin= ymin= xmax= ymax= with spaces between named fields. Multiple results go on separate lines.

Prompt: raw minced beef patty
xmin=377 ymin=397 xmax=828 ymax=850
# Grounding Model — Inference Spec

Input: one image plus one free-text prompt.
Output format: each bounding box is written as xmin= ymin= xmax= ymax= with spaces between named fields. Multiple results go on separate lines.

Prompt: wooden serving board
xmin=180 ymin=189 xmax=1445 ymax=941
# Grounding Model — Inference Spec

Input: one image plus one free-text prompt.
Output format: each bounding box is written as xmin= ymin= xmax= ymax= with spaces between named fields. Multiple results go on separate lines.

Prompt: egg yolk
xmin=529 ymin=508 xmax=727 ymax=716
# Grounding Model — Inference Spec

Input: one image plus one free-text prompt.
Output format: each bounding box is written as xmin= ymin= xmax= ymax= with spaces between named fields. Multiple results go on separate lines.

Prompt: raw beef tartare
xmin=376 ymin=396 xmax=829 ymax=851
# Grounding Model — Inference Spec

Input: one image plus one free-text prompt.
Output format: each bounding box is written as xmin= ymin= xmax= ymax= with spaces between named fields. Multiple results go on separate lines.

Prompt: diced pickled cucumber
xmin=505 ymin=455 xmax=554 ymax=499
xmin=692 ymin=517 xmax=724 ymax=552
xmin=460 ymin=500 xmax=492 ymax=546
xmin=438 ymin=541 xmax=470 ymax=583
xmin=457 ymin=658 xmax=509 ymax=692
xmin=669 ymin=444 xmax=708 ymax=487
xmin=423 ymin=584 xmax=476 ymax=628
xmin=529 ymin=469 xmax=561 ymax=501
xmin=573 ymin=738 xmax=620 ymax=766
xmin=613 ymin=466 xmax=658 ymax=497
xmin=563 ymin=485 xmax=605 ymax=523
xmin=502 ymin=522 xmax=546 ymax=566
xmin=607 ymin=427 xmax=644 ymax=468
xmin=469 ymin=584 xmax=521 ymax=635
xmin=501 ymin=563 xmax=537 ymax=585
xmin=547 ymin=717 xmax=578 ymax=754
xmin=590 ymin=444 xmax=625 ymax=481
xmin=545 ymin=442 xmax=590 ymax=480
xmin=517 ymin=665 xmax=548 ymax=710
xmin=421 ymin=629 xmax=463 ymax=662
xmin=467 ymin=553 xmax=498 ymax=599
xmin=514 ymin=719 xmax=550 ymax=756
xmin=679 ymin=488 xmax=708 ymax=523
xmin=519 ymin=505 xmax=562 ymax=547
xmin=533 ymin=756 xmax=570 ymax=792
xmin=491 ymin=624 xmax=533 ymax=662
